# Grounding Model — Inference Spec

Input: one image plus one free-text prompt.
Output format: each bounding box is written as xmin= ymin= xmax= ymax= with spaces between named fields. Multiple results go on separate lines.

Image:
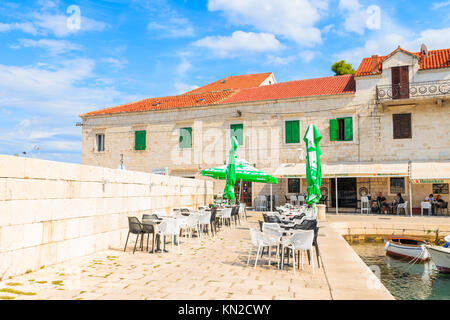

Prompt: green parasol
xmin=303 ymin=124 xmax=322 ymax=204
xmin=222 ymin=136 xmax=239 ymax=201
xmin=201 ymin=159 xmax=278 ymax=184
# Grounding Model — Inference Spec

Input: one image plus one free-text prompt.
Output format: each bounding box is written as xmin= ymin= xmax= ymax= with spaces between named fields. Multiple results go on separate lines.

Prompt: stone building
xmin=80 ymin=47 xmax=450 ymax=214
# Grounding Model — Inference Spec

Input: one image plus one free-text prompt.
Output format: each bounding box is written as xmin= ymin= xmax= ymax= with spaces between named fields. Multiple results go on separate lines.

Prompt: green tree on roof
xmin=331 ymin=60 xmax=356 ymax=76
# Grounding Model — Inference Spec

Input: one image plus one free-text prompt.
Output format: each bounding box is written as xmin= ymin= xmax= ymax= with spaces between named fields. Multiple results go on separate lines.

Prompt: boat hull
xmin=385 ymin=241 xmax=430 ymax=262
xmin=426 ymin=245 xmax=450 ymax=273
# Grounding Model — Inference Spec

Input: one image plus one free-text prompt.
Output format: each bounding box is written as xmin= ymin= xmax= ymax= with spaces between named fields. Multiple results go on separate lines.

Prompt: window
xmin=230 ymin=123 xmax=243 ymax=146
xmin=330 ymin=117 xmax=353 ymax=141
xmin=179 ymin=127 xmax=192 ymax=148
xmin=285 ymin=120 xmax=300 ymax=144
xmin=134 ymin=130 xmax=146 ymax=151
xmin=288 ymin=178 xmax=300 ymax=193
xmin=433 ymin=183 xmax=449 ymax=194
xmin=393 ymin=113 xmax=411 ymax=139
xmin=390 ymin=178 xmax=405 ymax=194
xmin=96 ymin=134 xmax=105 ymax=152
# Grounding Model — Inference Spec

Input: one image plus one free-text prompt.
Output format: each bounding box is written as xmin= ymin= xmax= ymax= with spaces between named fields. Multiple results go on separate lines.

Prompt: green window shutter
xmin=135 ymin=130 xmax=146 ymax=150
xmin=285 ymin=120 xmax=300 ymax=143
xmin=179 ymin=127 xmax=192 ymax=148
xmin=344 ymin=117 xmax=353 ymax=141
xmin=330 ymin=119 xmax=338 ymax=141
xmin=230 ymin=124 xmax=243 ymax=146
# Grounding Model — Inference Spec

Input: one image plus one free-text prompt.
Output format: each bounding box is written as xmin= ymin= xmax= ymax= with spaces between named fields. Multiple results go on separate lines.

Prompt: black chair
xmin=262 ymin=213 xmax=268 ymax=222
xmin=210 ymin=207 xmax=218 ymax=236
xmin=319 ymin=195 xmax=327 ymax=205
xmin=231 ymin=206 xmax=240 ymax=226
xmin=141 ymin=214 xmax=157 ymax=252
xmin=258 ymin=220 xmax=263 ymax=232
xmin=124 ymin=217 xmax=146 ymax=254
xmin=437 ymin=202 xmax=449 ymax=215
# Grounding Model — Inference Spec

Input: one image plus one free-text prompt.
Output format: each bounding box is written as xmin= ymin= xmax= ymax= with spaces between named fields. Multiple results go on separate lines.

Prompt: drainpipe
xmin=408 ymin=161 xmax=413 ymax=217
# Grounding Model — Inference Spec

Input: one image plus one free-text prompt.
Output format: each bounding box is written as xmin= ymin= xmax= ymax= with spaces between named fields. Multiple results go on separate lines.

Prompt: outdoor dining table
xmin=142 ymin=218 xmax=166 ymax=253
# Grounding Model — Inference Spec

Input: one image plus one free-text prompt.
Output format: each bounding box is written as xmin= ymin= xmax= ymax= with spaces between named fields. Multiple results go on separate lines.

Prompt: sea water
xmin=350 ymin=241 xmax=450 ymax=300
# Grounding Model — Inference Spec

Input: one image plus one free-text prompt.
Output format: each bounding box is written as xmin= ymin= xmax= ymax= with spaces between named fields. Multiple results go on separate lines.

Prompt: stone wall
xmin=0 ymin=155 xmax=213 ymax=278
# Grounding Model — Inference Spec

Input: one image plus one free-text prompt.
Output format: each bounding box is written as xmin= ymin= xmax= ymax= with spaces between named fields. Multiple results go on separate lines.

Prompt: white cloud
xmin=207 ymin=0 xmax=326 ymax=46
xmin=30 ymin=13 xmax=109 ymax=37
xmin=338 ymin=0 xmax=368 ymax=35
xmin=145 ymin=0 xmax=195 ymax=38
xmin=0 ymin=22 xmax=38 ymax=35
xmin=193 ymin=31 xmax=284 ymax=58
xmin=299 ymin=50 xmax=317 ymax=63
xmin=14 ymin=39 xmax=83 ymax=55
xmin=417 ymin=28 xmax=450 ymax=50
xmin=265 ymin=55 xmax=296 ymax=66
xmin=148 ymin=16 xmax=194 ymax=38
xmin=174 ymin=81 xmax=199 ymax=94
xmin=101 ymin=57 xmax=129 ymax=70
xmin=432 ymin=1 xmax=450 ymax=9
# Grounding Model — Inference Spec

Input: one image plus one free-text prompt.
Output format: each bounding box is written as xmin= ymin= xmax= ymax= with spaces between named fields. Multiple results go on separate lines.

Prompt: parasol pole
xmin=270 ymin=183 xmax=273 ymax=211
xmin=335 ymin=177 xmax=339 ymax=215
xmin=239 ymin=179 xmax=243 ymax=204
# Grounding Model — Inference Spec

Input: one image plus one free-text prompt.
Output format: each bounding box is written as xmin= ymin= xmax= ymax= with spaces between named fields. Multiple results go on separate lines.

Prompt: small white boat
xmin=384 ymin=236 xmax=430 ymax=262
xmin=426 ymin=235 xmax=450 ymax=273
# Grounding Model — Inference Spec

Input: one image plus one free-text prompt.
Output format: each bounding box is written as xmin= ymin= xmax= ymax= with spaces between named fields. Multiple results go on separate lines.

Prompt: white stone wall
xmin=0 ymin=155 xmax=213 ymax=278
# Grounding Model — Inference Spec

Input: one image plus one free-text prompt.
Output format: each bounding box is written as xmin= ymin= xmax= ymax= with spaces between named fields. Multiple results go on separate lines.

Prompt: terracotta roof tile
xmin=221 ymin=74 xmax=355 ymax=104
xmin=355 ymin=48 xmax=450 ymax=77
xmin=185 ymin=72 xmax=273 ymax=94
xmin=80 ymin=90 xmax=237 ymax=117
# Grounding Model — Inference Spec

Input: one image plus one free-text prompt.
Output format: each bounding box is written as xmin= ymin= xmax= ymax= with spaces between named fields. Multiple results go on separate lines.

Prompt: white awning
xmin=273 ymin=161 xmax=409 ymax=178
xmin=411 ymin=161 xmax=450 ymax=184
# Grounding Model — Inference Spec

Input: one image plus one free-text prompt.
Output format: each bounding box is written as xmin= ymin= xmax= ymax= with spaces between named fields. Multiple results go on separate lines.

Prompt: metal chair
xmin=124 ymin=217 xmax=146 ymax=254
xmin=437 ymin=202 xmax=449 ymax=216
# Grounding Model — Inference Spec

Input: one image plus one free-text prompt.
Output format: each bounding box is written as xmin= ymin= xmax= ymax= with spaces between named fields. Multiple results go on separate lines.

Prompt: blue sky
xmin=0 ymin=0 xmax=449 ymax=163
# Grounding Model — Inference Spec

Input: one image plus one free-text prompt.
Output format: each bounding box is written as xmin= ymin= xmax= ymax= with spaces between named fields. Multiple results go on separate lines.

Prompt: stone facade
xmin=0 ymin=155 xmax=213 ymax=278
xmin=80 ymin=49 xmax=450 ymax=209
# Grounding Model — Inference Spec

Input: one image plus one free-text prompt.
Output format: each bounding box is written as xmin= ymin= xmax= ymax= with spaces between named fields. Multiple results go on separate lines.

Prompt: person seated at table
xmin=390 ymin=193 xmax=404 ymax=213
xmin=435 ymin=195 xmax=445 ymax=208
xmin=376 ymin=192 xmax=389 ymax=214
xmin=425 ymin=194 xmax=434 ymax=202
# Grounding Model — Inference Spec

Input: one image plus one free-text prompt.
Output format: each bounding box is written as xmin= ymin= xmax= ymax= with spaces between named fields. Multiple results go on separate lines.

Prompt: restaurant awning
xmin=411 ymin=161 xmax=450 ymax=184
xmin=273 ymin=161 xmax=410 ymax=178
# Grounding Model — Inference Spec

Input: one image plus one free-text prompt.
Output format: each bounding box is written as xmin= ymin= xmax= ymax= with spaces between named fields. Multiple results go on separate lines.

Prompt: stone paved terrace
xmin=3 ymin=212 xmax=433 ymax=300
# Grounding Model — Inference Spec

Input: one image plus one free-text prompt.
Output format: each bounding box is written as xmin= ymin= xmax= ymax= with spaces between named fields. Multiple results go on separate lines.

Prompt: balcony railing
xmin=376 ymin=79 xmax=450 ymax=101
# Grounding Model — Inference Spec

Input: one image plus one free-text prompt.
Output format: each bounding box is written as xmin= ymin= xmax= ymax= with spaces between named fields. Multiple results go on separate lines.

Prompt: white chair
xmin=262 ymin=227 xmax=283 ymax=268
xmin=290 ymin=195 xmax=297 ymax=206
xmin=281 ymin=229 xmax=315 ymax=274
xmin=397 ymin=201 xmax=408 ymax=215
xmin=221 ymin=207 xmax=232 ymax=228
xmin=297 ymin=195 xmax=305 ymax=206
xmin=361 ymin=196 xmax=370 ymax=214
xmin=198 ymin=211 xmax=212 ymax=236
xmin=180 ymin=214 xmax=200 ymax=239
xmin=157 ymin=218 xmax=181 ymax=253
xmin=246 ymin=228 xmax=270 ymax=269
xmin=255 ymin=196 xmax=267 ymax=211
xmin=421 ymin=201 xmax=432 ymax=216
xmin=262 ymin=222 xmax=281 ymax=232
xmin=238 ymin=203 xmax=247 ymax=220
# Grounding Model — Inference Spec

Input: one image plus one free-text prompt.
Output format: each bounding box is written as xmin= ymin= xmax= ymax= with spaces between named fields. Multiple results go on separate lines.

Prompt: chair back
xmin=262 ymin=222 xmax=280 ymax=232
xmin=291 ymin=229 xmax=314 ymax=250
xmin=159 ymin=219 xmax=179 ymax=236
xmin=263 ymin=227 xmax=283 ymax=245
xmin=266 ymin=214 xmax=281 ymax=224
xmin=210 ymin=207 xmax=217 ymax=222
xmin=128 ymin=217 xmax=143 ymax=234
xmin=421 ymin=201 xmax=431 ymax=209
xmin=199 ymin=211 xmax=211 ymax=224
xmin=239 ymin=203 xmax=246 ymax=214
xmin=221 ymin=207 xmax=232 ymax=218
xmin=142 ymin=214 xmax=158 ymax=220
xmin=249 ymin=228 xmax=261 ymax=246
